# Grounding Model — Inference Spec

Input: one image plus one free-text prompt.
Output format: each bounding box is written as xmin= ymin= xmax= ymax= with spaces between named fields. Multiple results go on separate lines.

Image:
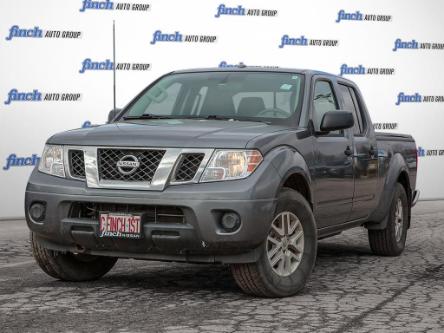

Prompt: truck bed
xmin=375 ymin=132 xmax=414 ymax=142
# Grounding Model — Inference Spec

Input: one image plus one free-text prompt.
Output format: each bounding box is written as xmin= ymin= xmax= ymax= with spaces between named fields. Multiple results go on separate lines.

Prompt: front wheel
xmin=231 ymin=188 xmax=317 ymax=297
xmin=31 ymin=232 xmax=118 ymax=281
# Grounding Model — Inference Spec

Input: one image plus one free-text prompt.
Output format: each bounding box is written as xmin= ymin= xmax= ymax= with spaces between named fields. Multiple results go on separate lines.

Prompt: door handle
xmin=344 ymin=146 xmax=353 ymax=156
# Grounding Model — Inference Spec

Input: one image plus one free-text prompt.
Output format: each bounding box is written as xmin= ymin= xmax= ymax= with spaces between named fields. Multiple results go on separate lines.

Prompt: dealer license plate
xmin=99 ymin=213 xmax=142 ymax=239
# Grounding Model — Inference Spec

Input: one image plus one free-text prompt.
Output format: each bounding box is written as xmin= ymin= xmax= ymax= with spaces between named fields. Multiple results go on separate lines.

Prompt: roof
xmin=171 ymin=66 xmax=335 ymax=77
xmin=170 ymin=65 xmax=358 ymax=86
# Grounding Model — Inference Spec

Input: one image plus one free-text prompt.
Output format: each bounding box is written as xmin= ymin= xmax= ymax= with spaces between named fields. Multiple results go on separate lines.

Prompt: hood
xmin=48 ymin=119 xmax=290 ymax=149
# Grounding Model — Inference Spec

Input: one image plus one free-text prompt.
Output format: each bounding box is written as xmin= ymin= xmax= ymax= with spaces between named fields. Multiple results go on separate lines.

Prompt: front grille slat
xmin=174 ymin=153 xmax=205 ymax=182
xmin=98 ymin=148 xmax=165 ymax=182
xmin=69 ymin=150 xmax=86 ymax=179
xmin=69 ymin=202 xmax=185 ymax=224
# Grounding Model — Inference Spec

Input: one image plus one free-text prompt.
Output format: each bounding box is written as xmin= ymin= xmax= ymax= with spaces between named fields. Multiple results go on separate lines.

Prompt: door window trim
xmin=349 ymin=86 xmax=367 ymax=135
xmin=336 ymin=80 xmax=369 ymax=137
xmin=310 ymin=77 xmax=346 ymax=138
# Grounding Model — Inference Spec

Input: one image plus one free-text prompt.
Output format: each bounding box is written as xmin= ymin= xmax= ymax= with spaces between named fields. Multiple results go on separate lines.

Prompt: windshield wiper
xmin=123 ymin=114 xmax=172 ymax=120
xmin=180 ymin=115 xmax=271 ymax=124
xmin=205 ymin=115 xmax=234 ymax=120
xmin=178 ymin=115 xmax=234 ymax=121
xmin=204 ymin=115 xmax=273 ymax=124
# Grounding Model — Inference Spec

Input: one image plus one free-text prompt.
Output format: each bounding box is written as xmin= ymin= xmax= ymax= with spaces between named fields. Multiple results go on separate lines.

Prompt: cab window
xmin=338 ymin=84 xmax=363 ymax=135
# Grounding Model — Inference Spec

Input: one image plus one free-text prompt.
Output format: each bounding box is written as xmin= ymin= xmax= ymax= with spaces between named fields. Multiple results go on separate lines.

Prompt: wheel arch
xmin=366 ymin=152 xmax=411 ymax=230
xmin=397 ymin=170 xmax=411 ymax=204
xmin=280 ymin=171 xmax=313 ymax=210
xmin=268 ymin=146 xmax=314 ymax=210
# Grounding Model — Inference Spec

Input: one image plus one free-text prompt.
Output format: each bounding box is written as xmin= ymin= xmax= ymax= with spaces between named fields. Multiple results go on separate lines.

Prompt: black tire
xmin=31 ymin=232 xmax=118 ymax=281
xmin=231 ymin=188 xmax=317 ymax=297
xmin=368 ymin=183 xmax=409 ymax=256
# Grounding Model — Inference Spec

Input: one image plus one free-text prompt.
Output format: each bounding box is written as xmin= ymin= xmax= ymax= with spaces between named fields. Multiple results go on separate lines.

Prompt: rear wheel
xmin=368 ymin=183 xmax=409 ymax=256
xmin=31 ymin=232 xmax=117 ymax=281
xmin=231 ymin=188 xmax=317 ymax=297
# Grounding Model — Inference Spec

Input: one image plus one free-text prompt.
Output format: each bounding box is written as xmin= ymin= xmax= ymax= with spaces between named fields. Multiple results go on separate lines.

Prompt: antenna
xmin=112 ymin=20 xmax=116 ymax=111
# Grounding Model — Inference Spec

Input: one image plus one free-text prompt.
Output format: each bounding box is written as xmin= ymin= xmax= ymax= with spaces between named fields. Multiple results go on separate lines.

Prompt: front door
xmin=311 ymin=78 xmax=354 ymax=228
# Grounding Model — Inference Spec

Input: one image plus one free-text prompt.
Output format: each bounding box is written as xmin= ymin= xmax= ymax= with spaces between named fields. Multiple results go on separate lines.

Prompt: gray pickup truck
xmin=26 ymin=67 xmax=418 ymax=297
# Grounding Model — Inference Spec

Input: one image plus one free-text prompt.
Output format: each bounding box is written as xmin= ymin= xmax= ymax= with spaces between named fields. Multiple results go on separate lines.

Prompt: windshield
xmin=121 ymin=71 xmax=304 ymax=122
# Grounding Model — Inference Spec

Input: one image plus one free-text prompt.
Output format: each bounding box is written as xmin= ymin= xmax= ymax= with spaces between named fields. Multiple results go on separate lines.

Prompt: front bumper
xmin=25 ymin=165 xmax=280 ymax=264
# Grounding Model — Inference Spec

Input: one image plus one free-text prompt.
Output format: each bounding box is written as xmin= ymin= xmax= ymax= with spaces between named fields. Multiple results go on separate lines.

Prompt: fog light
xmin=29 ymin=202 xmax=46 ymax=222
xmin=220 ymin=212 xmax=241 ymax=232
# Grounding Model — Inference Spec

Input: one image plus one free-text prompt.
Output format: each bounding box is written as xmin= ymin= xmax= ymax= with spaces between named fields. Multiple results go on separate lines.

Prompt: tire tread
xmin=231 ymin=263 xmax=271 ymax=297
xmin=30 ymin=232 xmax=61 ymax=279
xmin=30 ymin=232 xmax=117 ymax=281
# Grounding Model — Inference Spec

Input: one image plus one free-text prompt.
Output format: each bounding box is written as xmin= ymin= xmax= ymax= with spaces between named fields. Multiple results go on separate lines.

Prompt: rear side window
xmin=312 ymin=81 xmax=339 ymax=132
xmin=338 ymin=84 xmax=364 ymax=135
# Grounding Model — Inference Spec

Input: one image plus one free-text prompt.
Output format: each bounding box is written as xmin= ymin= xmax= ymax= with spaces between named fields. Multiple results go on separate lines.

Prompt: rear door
xmin=310 ymin=76 xmax=354 ymax=228
xmin=336 ymin=82 xmax=379 ymax=220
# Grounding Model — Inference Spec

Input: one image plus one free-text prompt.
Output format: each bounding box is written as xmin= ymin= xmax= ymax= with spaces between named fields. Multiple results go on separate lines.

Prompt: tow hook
xmin=75 ymin=244 xmax=86 ymax=253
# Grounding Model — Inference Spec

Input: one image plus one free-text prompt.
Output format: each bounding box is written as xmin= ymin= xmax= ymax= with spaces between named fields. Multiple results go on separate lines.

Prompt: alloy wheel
xmin=394 ymin=198 xmax=404 ymax=242
xmin=267 ymin=211 xmax=304 ymax=277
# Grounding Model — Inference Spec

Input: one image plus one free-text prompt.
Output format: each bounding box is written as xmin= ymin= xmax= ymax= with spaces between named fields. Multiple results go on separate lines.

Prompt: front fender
xmin=266 ymin=146 xmax=313 ymax=204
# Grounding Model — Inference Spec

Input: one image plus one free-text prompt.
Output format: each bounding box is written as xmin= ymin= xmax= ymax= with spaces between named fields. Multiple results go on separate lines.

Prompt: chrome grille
xmin=69 ymin=150 xmax=85 ymax=179
xmin=174 ymin=153 xmax=205 ymax=182
xmin=97 ymin=148 xmax=165 ymax=182
xmin=63 ymin=146 xmax=213 ymax=190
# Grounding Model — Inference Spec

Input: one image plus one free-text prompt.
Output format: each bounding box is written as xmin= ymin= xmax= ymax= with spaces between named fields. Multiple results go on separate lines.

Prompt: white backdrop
xmin=1 ymin=0 xmax=444 ymax=218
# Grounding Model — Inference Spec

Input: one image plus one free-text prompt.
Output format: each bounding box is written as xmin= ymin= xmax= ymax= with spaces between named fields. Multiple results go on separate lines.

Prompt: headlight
xmin=38 ymin=145 xmax=65 ymax=178
xmin=200 ymin=149 xmax=263 ymax=182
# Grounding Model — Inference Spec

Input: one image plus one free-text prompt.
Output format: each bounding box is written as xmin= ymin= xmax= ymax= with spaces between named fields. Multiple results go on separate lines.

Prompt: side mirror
xmin=107 ymin=108 xmax=122 ymax=123
xmin=320 ymin=111 xmax=354 ymax=132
